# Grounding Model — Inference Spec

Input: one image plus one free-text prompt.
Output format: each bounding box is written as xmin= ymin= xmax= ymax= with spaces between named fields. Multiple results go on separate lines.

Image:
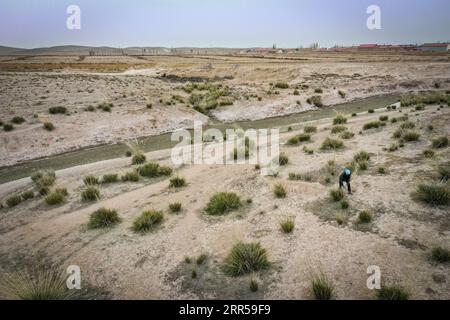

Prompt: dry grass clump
xmin=306 ymin=95 xmax=323 ymax=107
xmin=321 ymin=137 xmax=344 ymax=150
xmin=48 ymin=106 xmax=67 ymax=114
xmin=205 ymin=192 xmax=242 ymax=215
xmin=376 ymin=284 xmax=409 ymax=300
xmin=102 ymin=173 xmax=118 ymax=183
xmin=83 ymin=175 xmax=99 ymax=186
xmin=274 ymin=183 xmax=287 ymax=198
xmin=330 ymin=188 xmax=344 ymax=202
xmin=6 ymin=195 xmax=22 ymax=207
xmin=358 ymin=210 xmax=372 ymax=223
xmin=81 ymin=187 xmax=100 ymax=202
xmin=333 ymin=115 xmax=347 ymax=125
xmin=438 ymin=162 xmax=450 ymax=182
xmin=413 ymin=183 xmax=450 ymax=206
xmin=432 ymin=136 xmax=448 ymax=149
xmin=169 ymin=202 xmax=182 ymax=213
xmin=340 ymin=131 xmax=355 ymax=139
xmin=121 ymin=171 xmax=139 ymax=182
xmin=169 ymin=176 xmax=186 ymax=188
xmin=45 ymin=188 xmax=68 ymax=205
xmin=304 ymin=126 xmax=317 ymax=133
xmin=363 ymin=121 xmax=382 ymax=130
xmin=423 ymin=149 xmax=435 ymax=158
xmin=43 ymin=122 xmax=55 ymax=131
xmin=310 ymin=273 xmax=334 ymax=300
xmin=402 ymin=131 xmax=420 ymax=142
xmin=31 ymin=170 xmax=56 ymax=187
xmin=132 ymin=210 xmax=164 ymax=232
xmin=131 ymin=153 xmax=146 ymax=165
xmin=138 ymin=162 xmax=172 ymax=177
xmin=331 ymin=125 xmax=347 ymax=134
xmin=88 ymin=208 xmax=120 ymax=229
xmin=280 ymin=217 xmax=295 ymax=233
xmin=431 ymin=247 xmax=450 ymax=263
xmin=223 ymin=242 xmax=270 ymax=276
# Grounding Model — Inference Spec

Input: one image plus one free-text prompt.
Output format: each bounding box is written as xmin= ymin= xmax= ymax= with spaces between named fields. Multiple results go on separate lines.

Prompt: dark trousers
xmin=339 ymin=176 xmax=351 ymax=193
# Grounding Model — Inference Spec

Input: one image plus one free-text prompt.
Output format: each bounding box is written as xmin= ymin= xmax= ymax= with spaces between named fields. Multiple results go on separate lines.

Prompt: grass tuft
xmin=376 ymin=285 xmax=409 ymax=300
xmin=274 ymin=183 xmax=287 ymax=198
xmin=330 ymin=188 xmax=344 ymax=202
xmin=223 ymin=242 xmax=270 ymax=277
xmin=81 ymin=187 xmax=100 ymax=202
xmin=169 ymin=202 xmax=182 ymax=213
xmin=280 ymin=217 xmax=295 ymax=233
xmin=431 ymin=247 xmax=450 ymax=263
xmin=413 ymin=183 xmax=449 ymax=206
xmin=169 ymin=176 xmax=186 ymax=188
xmin=310 ymin=273 xmax=334 ymax=300
xmin=88 ymin=208 xmax=120 ymax=229
xmin=132 ymin=210 xmax=164 ymax=232
xmin=205 ymin=192 xmax=242 ymax=215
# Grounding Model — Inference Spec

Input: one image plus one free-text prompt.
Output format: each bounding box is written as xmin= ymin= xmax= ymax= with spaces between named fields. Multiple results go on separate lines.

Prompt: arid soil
xmin=1 ymin=52 xmax=449 ymax=166
xmin=0 ymin=103 xmax=449 ymax=299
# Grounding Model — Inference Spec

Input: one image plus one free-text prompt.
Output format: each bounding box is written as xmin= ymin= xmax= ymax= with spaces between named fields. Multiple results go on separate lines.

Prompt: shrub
xmin=205 ymin=192 xmax=242 ymax=215
xmin=303 ymin=146 xmax=314 ymax=154
xmin=83 ymin=175 xmax=99 ymax=186
xmin=306 ymin=95 xmax=323 ymax=107
xmin=196 ymin=254 xmax=208 ymax=265
xmin=279 ymin=153 xmax=289 ymax=166
xmin=223 ymin=242 xmax=270 ymax=276
xmin=31 ymin=170 xmax=56 ymax=187
xmin=121 ymin=171 xmax=139 ymax=182
xmin=132 ymin=153 xmax=146 ymax=165
xmin=97 ymin=102 xmax=113 ymax=112
xmin=102 ymin=173 xmax=118 ymax=183
xmin=336 ymin=214 xmax=345 ymax=225
xmin=169 ymin=202 xmax=182 ymax=213
xmin=358 ymin=210 xmax=372 ymax=223
xmin=358 ymin=160 xmax=368 ymax=171
xmin=351 ymin=113 xmax=357 ymax=117
xmin=81 ymin=187 xmax=100 ymax=202
xmin=432 ymin=136 xmax=449 ymax=149
xmin=48 ymin=106 xmax=67 ymax=114
xmin=21 ymin=190 xmax=35 ymax=200
xmin=314 ymin=88 xmax=323 ymax=94
xmin=438 ymin=162 xmax=450 ymax=182
xmin=368 ymin=109 xmax=374 ymax=113
xmin=363 ymin=121 xmax=381 ymax=130
xmin=132 ymin=210 xmax=164 ymax=232
xmin=169 ymin=176 xmax=186 ymax=188
xmin=402 ymin=131 xmax=420 ymax=142
xmin=43 ymin=122 xmax=55 ymax=131
xmin=377 ymin=285 xmax=409 ymax=300
xmin=293 ymin=89 xmax=300 ymax=95
xmin=331 ymin=125 xmax=347 ymax=134
xmin=0 ymin=267 xmax=79 ymax=300
xmin=431 ymin=247 xmax=450 ymax=263
xmin=274 ymin=183 xmax=287 ymax=198
xmin=296 ymin=133 xmax=310 ymax=142
xmin=250 ymin=278 xmax=259 ymax=292
xmin=378 ymin=166 xmax=386 ymax=174
xmin=338 ymin=90 xmax=346 ymax=98
xmin=330 ymin=188 xmax=344 ymax=202
xmin=392 ymin=129 xmax=403 ymax=139
xmin=3 ymin=123 xmax=14 ymax=131
xmin=191 ymin=267 xmax=198 ymax=279
xmin=413 ymin=184 xmax=449 ymax=206
xmin=340 ymin=131 xmax=354 ymax=139
xmin=138 ymin=162 xmax=172 ymax=177
xmin=423 ymin=149 xmax=435 ymax=158
xmin=6 ymin=195 xmax=22 ymax=207
xmin=280 ymin=217 xmax=295 ymax=233
xmin=274 ymin=82 xmax=289 ymax=89
xmin=11 ymin=116 xmax=25 ymax=124
xmin=341 ymin=200 xmax=349 ymax=209
xmin=311 ymin=274 xmax=334 ymax=300
xmin=287 ymin=136 xmax=299 ymax=145
xmin=333 ymin=115 xmax=347 ymax=125
xmin=88 ymin=208 xmax=120 ymax=229
xmin=353 ymin=150 xmax=370 ymax=163
xmin=45 ymin=190 xmax=66 ymax=205
xmin=400 ymin=121 xmax=415 ymax=130
xmin=304 ymin=126 xmax=317 ymax=133
xmin=125 ymin=150 xmax=132 ymax=157
xmin=321 ymin=137 xmax=344 ymax=150
xmin=379 ymin=115 xmax=388 ymax=121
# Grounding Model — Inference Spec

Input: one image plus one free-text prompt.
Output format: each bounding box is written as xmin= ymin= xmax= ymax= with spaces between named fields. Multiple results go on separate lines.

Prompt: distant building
xmin=419 ymin=43 xmax=450 ymax=52
xmin=357 ymin=44 xmax=378 ymax=50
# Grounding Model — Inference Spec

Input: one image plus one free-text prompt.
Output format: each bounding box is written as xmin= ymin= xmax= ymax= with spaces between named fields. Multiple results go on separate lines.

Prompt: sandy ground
xmin=1 ymin=53 xmax=449 ymax=166
xmin=0 ymin=105 xmax=449 ymax=299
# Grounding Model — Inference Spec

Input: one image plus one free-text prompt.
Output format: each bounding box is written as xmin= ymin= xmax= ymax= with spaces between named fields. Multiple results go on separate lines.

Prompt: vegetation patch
xmin=81 ymin=187 xmax=100 ymax=202
xmin=205 ymin=192 xmax=242 ymax=215
xmin=132 ymin=210 xmax=164 ymax=232
xmin=88 ymin=208 xmax=120 ymax=229
xmin=223 ymin=242 xmax=270 ymax=277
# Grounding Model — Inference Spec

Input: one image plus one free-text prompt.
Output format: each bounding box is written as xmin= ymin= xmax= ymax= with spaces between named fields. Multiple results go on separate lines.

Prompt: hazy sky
xmin=1 ymin=0 xmax=449 ymax=48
